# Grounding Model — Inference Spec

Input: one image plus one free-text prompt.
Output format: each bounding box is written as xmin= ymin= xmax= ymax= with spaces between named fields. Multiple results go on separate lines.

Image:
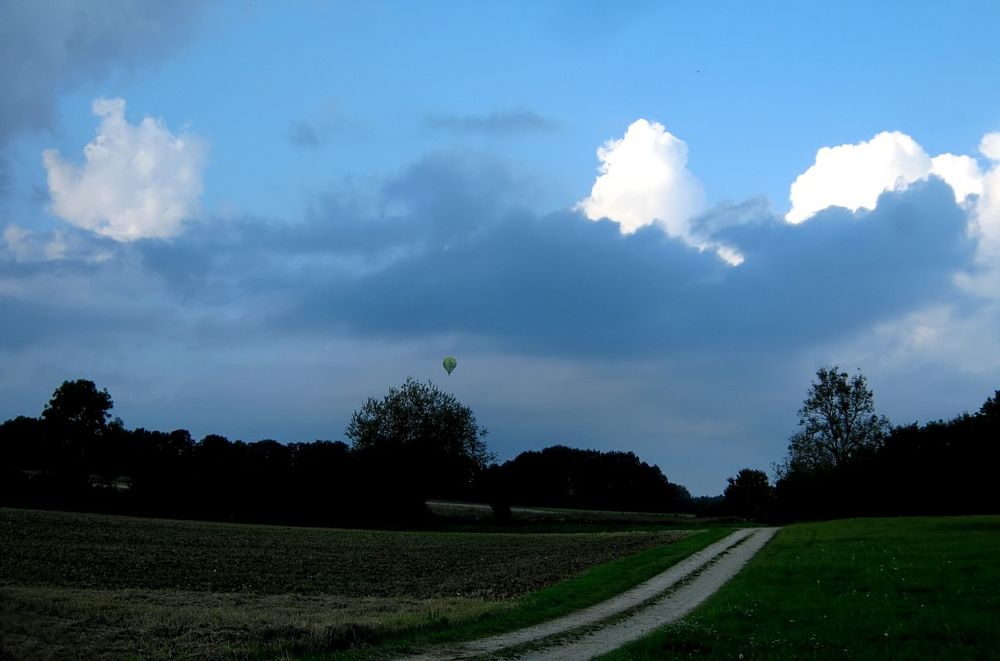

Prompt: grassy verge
xmin=599 ymin=516 xmax=1000 ymax=660
xmin=1 ymin=507 xmax=726 ymax=659
xmin=335 ymin=526 xmax=735 ymax=659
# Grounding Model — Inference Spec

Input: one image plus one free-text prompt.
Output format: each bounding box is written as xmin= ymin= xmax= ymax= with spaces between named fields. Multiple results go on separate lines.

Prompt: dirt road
xmin=401 ymin=527 xmax=778 ymax=660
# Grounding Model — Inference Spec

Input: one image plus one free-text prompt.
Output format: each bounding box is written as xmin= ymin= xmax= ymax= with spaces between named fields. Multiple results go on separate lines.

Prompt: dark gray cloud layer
xmin=80 ymin=155 xmax=968 ymax=363
xmin=303 ymin=177 xmax=969 ymax=357
xmin=0 ymin=0 xmax=205 ymax=145
xmin=1 ymin=152 xmax=974 ymax=365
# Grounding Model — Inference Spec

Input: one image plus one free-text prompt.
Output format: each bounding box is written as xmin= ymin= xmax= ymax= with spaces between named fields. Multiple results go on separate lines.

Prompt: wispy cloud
xmin=424 ymin=109 xmax=558 ymax=135
xmin=287 ymin=121 xmax=322 ymax=148
xmin=0 ymin=156 xmax=9 ymax=197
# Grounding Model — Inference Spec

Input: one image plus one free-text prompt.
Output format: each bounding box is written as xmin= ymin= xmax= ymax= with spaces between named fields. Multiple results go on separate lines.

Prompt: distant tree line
xmin=6 ymin=370 xmax=996 ymax=526
xmin=0 ymin=378 xmax=693 ymax=526
xmin=482 ymin=445 xmax=691 ymax=515
xmin=722 ymin=367 xmax=1000 ymax=523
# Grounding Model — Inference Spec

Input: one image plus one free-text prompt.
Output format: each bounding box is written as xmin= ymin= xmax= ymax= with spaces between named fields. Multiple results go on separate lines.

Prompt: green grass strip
xmin=332 ymin=527 xmax=736 ymax=659
xmin=599 ymin=516 xmax=1000 ymax=660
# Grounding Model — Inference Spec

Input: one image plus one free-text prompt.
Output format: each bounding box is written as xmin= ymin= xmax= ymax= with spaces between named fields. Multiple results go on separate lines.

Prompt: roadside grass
xmin=0 ymin=507 xmax=725 ymax=659
xmin=335 ymin=526 xmax=736 ymax=659
xmin=599 ymin=516 xmax=1000 ymax=660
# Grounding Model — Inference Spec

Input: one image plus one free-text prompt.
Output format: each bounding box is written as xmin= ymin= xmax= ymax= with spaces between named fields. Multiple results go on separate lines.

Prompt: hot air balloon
xmin=443 ymin=356 xmax=457 ymax=375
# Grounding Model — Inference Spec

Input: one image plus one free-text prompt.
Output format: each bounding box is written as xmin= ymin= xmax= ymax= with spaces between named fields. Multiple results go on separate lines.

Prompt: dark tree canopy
xmin=41 ymin=379 xmax=114 ymax=437
xmin=346 ymin=377 xmax=491 ymax=502
xmin=8 ymin=374 xmax=995 ymax=527
xmin=723 ymin=468 xmax=773 ymax=520
xmin=781 ymin=366 xmax=889 ymax=475
xmin=490 ymin=445 xmax=690 ymax=513
xmin=980 ymin=390 xmax=1000 ymax=418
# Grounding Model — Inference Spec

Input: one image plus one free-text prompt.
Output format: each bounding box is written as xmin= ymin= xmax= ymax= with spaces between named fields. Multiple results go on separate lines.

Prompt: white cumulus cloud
xmin=970 ymin=132 xmax=1000 ymax=263
xmin=929 ymin=153 xmax=983 ymax=202
xmin=577 ymin=119 xmax=742 ymax=264
xmin=577 ymin=119 xmax=705 ymax=235
xmin=788 ymin=129 xmax=1000 ymax=298
xmin=786 ymin=131 xmax=983 ymax=224
xmin=42 ymin=97 xmax=206 ymax=241
xmin=981 ymin=133 xmax=1000 ymax=161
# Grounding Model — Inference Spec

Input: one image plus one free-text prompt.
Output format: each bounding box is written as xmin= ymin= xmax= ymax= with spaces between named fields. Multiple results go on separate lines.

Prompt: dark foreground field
xmin=603 ymin=516 xmax=1000 ymax=660
xmin=0 ymin=507 xmax=696 ymax=659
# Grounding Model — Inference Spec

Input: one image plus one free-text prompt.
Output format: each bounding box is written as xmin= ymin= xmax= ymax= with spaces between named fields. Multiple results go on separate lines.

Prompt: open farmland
xmin=0 ymin=507 xmax=696 ymax=659
xmin=601 ymin=516 xmax=1000 ymax=660
xmin=426 ymin=500 xmax=702 ymax=526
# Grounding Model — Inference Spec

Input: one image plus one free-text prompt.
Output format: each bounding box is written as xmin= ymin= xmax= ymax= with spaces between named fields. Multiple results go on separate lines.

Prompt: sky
xmin=2 ymin=1 xmax=1000 ymax=496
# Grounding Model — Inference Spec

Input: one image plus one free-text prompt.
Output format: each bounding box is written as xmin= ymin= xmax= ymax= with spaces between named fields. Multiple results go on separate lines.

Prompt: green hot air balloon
xmin=443 ymin=356 xmax=457 ymax=375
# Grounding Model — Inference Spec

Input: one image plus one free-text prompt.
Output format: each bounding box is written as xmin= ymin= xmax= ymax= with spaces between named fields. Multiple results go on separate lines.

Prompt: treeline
xmin=2 ymin=420 xmax=365 ymax=525
xmin=723 ymin=368 xmax=1000 ymax=523
xmin=774 ymin=398 xmax=1000 ymax=520
xmin=0 ymin=379 xmax=692 ymax=526
xmin=6 ymin=374 xmax=996 ymax=526
xmin=484 ymin=445 xmax=691 ymax=514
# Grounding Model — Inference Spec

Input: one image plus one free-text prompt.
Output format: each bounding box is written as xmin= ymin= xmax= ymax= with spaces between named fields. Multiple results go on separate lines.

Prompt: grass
xmin=0 ymin=507 xmax=720 ymax=660
xmin=599 ymin=516 xmax=1000 ymax=660
xmin=341 ymin=526 xmax=736 ymax=659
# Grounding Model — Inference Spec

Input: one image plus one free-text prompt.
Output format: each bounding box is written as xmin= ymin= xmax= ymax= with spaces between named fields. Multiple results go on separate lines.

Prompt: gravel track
xmin=401 ymin=527 xmax=778 ymax=661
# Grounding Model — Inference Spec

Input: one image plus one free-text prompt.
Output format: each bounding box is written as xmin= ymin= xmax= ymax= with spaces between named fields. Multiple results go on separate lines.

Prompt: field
xmin=10 ymin=509 xmax=996 ymax=660
xmin=0 ymin=507 xmax=707 ymax=660
xmin=426 ymin=500 xmax=701 ymax=525
xmin=601 ymin=516 xmax=1000 ymax=660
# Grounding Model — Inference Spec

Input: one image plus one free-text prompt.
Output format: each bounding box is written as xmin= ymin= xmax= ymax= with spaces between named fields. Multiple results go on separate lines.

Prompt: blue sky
xmin=2 ymin=1 xmax=1000 ymax=495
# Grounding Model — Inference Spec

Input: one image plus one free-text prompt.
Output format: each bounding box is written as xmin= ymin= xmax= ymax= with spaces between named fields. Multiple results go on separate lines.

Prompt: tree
xmin=723 ymin=468 xmax=774 ymax=520
xmin=40 ymin=379 xmax=115 ymax=474
xmin=979 ymin=390 xmax=1000 ymax=419
xmin=41 ymin=379 xmax=114 ymax=438
xmin=346 ymin=378 xmax=491 ymax=505
xmin=0 ymin=415 xmax=47 ymax=470
xmin=780 ymin=366 xmax=889 ymax=476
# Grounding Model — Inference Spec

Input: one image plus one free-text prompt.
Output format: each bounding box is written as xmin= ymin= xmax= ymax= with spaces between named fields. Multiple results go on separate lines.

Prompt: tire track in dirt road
xmin=401 ymin=527 xmax=779 ymax=661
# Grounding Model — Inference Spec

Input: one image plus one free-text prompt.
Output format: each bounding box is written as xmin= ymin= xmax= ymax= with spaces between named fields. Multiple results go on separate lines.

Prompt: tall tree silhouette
xmin=346 ymin=377 xmax=491 ymax=510
xmin=42 ymin=379 xmax=113 ymax=438
xmin=41 ymin=379 xmax=115 ymax=474
xmin=780 ymin=366 xmax=889 ymax=475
